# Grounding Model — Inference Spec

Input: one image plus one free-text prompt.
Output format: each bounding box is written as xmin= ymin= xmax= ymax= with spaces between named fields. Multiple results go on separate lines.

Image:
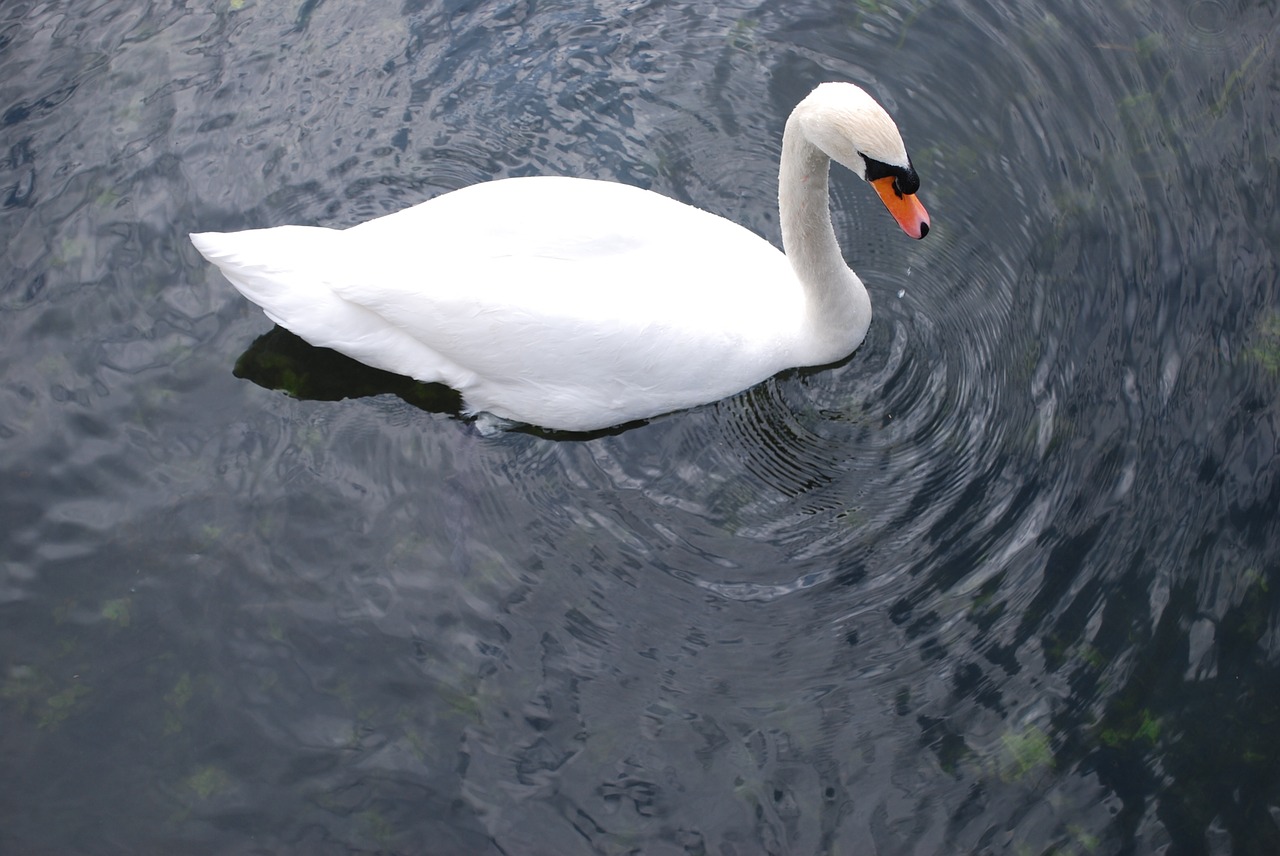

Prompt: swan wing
xmin=330 ymin=178 xmax=801 ymax=422
xmin=195 ymin=177 xmax=801 ymax=429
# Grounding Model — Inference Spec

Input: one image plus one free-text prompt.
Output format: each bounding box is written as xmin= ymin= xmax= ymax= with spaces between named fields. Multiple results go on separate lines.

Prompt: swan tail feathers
xmin=191 ymin=226 xmax=338 ymax=309
xmin=192 ymin=227 xmax=470 ymax=390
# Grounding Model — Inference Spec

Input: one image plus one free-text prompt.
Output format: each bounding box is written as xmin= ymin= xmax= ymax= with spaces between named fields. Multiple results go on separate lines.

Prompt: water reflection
xmin=235 ymin=326 xmax=463 ymax=416
xmin=1 ymin=0 xmax=1278 ymax=852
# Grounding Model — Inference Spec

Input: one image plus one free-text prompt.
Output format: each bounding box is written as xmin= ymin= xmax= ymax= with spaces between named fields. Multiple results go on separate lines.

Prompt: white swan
xmin=192 ymin=82 xmax=929 ymax=432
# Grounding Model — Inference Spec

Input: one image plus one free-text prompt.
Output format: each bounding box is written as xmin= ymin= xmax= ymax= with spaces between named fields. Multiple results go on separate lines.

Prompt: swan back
xmin=197 ymin=177 xmax=811 ymax=430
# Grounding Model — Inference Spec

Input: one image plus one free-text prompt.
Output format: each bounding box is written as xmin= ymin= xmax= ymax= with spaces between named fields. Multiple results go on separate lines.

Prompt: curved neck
xmin=778 ymin=115 xmax=871 ymax=359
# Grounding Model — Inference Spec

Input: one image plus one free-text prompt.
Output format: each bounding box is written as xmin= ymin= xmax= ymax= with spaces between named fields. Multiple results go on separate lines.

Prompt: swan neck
xmin=778 ymin=114 xmax=870 ymax=356
xmin=779 ymin=120 xmax=840 ymax=272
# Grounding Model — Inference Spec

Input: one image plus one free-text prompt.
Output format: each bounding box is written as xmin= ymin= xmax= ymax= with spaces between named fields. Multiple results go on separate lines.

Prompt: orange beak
xmin=871 ymin=175 xmax=930 ymax=240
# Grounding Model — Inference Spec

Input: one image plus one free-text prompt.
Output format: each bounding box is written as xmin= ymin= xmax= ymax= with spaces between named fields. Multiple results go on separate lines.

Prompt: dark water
xmin=2 ymin=0 xmax=1278 ymax=852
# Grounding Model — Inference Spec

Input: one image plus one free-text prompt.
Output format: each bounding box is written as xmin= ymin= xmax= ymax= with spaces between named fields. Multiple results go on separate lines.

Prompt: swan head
xmin=793 ymin=82 xmax=931 ymax=239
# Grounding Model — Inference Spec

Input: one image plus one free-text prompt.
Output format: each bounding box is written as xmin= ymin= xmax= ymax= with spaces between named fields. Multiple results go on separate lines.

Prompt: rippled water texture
xmin=2 ymin=0 xmax=1278 ymax=853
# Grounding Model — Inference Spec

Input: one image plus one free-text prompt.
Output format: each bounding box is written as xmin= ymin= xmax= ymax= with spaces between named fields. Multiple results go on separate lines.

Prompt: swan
xmin=191 ymin=82 xmax=929 ymax=432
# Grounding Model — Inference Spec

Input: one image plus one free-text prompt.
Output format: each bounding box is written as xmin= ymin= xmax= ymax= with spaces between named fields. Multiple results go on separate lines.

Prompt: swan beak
xmin=871 ymin=176 xmax=930 ymax=239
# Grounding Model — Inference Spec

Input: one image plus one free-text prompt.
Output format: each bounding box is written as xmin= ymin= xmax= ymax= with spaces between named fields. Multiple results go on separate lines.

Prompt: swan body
xmin=192 ymin=82 xmax=929 ymax=432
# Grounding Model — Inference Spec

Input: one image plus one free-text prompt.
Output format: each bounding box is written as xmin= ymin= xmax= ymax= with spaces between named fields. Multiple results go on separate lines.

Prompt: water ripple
xmin=3 ymin=0 xmax=1279 ymax=852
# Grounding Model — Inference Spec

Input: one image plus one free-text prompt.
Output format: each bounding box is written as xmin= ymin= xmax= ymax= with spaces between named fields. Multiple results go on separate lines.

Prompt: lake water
xmin=2 ymin=0 xmax=1278 ymax=853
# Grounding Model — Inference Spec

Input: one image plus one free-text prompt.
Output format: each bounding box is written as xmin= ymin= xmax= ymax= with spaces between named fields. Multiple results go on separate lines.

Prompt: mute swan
xmin=192 ymin=82 xmax=929 ymax=432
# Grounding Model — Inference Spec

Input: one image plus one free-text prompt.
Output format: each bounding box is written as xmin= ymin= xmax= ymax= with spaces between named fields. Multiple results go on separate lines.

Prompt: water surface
xmin=2 ymin=0 xmax=1278 ymax=853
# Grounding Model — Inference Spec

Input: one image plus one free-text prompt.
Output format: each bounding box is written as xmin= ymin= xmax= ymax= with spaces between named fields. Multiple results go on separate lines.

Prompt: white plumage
xmin=192 ymin=82 xmax=930 ymax=432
